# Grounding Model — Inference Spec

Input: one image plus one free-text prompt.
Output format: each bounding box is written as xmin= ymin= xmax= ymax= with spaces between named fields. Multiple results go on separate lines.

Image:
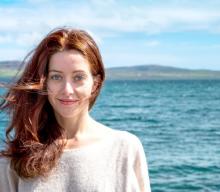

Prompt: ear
xmin=92 ymin=75 xmax=101 ymax=94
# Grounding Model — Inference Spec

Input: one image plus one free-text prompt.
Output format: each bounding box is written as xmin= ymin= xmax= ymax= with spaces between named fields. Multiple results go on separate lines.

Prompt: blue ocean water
xmin=1 ymin=80 xmax=220 ymax=191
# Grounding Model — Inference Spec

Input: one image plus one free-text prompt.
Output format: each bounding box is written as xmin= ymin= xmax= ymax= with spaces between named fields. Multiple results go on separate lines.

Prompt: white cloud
xmin=145 ymin=40 xmax=160 ymax=47
xmin=0 ymin=0 xmax=220 ymax=70
xmin=0 ymin=34 xmax=12 ymax=44
xmin=86 ymin=30 xmax=103 ymax=45
xmin=15 ymin=32 xmax=43 ymax=46
xmin=0 ymin=31 xmax=44 ymax=48
xmin=26 ymin=0 xmax=53 ymax=3
xmin=1 ymin=2 xmax=220 ymax=35
xmin=103 ymin=51 xmax=181 ymax=67
xmin=0 ymin=47 xmax=28 ymax=61
xmin=88 ymin=0 xmax=116 ymax=6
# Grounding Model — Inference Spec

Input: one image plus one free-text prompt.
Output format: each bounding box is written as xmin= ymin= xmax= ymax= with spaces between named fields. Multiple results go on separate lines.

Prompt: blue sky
xmin=0 ymin=0 xmax=220 ymax=70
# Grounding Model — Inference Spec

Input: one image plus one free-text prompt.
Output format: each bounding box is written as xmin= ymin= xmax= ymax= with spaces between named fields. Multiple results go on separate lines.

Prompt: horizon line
xmin=0 ymin=60 xmax=220 ymax=72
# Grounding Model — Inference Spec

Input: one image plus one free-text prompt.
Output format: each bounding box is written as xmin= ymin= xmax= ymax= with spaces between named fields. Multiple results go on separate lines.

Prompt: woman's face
xmin=47 ymin=50 xmax=97 ymax=119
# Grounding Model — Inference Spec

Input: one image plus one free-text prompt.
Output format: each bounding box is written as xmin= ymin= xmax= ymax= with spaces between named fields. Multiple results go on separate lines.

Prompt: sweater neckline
xmin=62 ymin=129 xmax=117 ymax=153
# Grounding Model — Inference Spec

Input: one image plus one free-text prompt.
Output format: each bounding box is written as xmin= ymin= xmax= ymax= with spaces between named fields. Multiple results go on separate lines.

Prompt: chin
xmin=55 ymin=108 xmax=88 ymax=119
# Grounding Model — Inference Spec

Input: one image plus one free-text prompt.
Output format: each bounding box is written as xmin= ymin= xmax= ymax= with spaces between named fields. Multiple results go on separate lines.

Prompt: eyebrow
xmin=48 ymin=69 xmax=86 ymax=73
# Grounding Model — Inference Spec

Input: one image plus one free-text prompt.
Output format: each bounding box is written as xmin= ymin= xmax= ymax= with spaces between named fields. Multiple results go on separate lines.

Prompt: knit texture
xmin=0 ymin=130 xmax=151 ymax=192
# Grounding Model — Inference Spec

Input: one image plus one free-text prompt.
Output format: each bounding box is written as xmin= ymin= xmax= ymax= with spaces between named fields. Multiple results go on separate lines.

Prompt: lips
xmin=57 ymin=99 xmax=79 ymax=105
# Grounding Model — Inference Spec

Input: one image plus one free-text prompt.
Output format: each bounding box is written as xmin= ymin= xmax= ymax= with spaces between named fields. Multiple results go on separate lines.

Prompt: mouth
xmin=57 ymin=99 xmax=79 ymax=105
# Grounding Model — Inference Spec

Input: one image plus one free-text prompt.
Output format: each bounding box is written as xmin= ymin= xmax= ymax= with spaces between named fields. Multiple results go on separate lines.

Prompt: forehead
xmin=48 ymin=50 xmax=91 ymax=72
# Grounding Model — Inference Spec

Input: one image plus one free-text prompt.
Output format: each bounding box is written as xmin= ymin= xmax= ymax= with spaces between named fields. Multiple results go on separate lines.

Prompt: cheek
xmin=47 ymin=93 xmax=54 ymax=107
xmin=47 ymin=82 xmax=62 ymax=98
xmin=75 ymin=83 xmax=94 ymax=97
xmin=47 ymin=82 xmax=58 ymax=105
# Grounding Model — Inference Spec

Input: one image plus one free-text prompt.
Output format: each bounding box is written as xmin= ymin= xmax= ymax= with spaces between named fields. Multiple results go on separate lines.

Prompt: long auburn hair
xmin=0 ymin=27 xmax=105 ymax=178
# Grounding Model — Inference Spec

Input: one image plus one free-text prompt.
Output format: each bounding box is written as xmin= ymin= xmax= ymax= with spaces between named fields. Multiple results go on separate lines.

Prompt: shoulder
xmin=0 ymin=157 xmax=16 ymax=175
xmin=97 ymin=121 xmax=140 ymax=143
xmin=111 ymin=129 xmax=141 ymax=144
xmin=0 ymin=156 xmax=13 ymax=176
xmin=0 ymin=157 xmax=19 ymax=191
xmin=94 ymin=121 xmax=143 ymax=152
xmin=0 ymin=156 xmax=10 ymax=168
xmin=106 ymin=129 xmax=147 ymax=166
xmin=108 ymin=128 xmax=143 ymax=153
xmin=0 ymin=157 xmax=19 ymax=176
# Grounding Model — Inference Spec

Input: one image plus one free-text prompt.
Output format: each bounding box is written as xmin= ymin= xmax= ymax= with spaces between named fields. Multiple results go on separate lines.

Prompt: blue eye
xmin=73 ymin=75 xmax=85 ymax=82
xmin=50 ymin=74 xmax=62 ymax=80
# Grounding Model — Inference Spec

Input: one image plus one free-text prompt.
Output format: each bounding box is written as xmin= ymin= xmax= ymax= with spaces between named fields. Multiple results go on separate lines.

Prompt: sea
xmin=0 ymin=79 xmax=220 ymax=192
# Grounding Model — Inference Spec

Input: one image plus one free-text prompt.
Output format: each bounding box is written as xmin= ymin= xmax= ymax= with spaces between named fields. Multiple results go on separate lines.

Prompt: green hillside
xmin=106 ymin=65 xmax=220 ymax=80
xmin=0 ymin=61 xmax=220 ymax=80
xmin=0 ymin=61 xmax=21 ymax=78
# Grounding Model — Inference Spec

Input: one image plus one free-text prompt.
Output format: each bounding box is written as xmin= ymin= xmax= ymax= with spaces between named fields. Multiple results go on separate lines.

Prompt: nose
xmin=62 ymin=80 xmax=74 ymax=95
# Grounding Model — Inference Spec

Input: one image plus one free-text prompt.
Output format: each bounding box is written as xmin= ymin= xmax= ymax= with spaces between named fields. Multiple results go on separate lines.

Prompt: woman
xmin=0 ymin=27 xmax=151 ymax=191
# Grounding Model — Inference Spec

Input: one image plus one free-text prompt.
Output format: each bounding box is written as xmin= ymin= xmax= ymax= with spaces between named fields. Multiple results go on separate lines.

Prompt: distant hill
xmin=106 ymin=65 xmax=220 ymax=80
xmin=0 ymin=60 xmax=21 ymax=68
xmin=0 ymin=61 xmax=220 ymax=80
xmin=0 ymin=60 xmax=22 ymax=79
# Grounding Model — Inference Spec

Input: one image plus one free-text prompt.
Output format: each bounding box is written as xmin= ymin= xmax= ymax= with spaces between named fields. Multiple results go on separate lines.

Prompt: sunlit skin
xmin=47 ymin=50 xmax=112 ymax=149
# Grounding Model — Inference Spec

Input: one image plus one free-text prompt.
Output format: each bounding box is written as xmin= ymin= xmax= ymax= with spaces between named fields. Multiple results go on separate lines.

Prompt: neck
xmin=55 ymin=111 xmax=94 ymax=141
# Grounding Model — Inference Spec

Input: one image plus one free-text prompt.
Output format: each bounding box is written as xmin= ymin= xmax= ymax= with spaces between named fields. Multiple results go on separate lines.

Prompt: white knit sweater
xmin=0 ymin=130 xmax=151 ymax=192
